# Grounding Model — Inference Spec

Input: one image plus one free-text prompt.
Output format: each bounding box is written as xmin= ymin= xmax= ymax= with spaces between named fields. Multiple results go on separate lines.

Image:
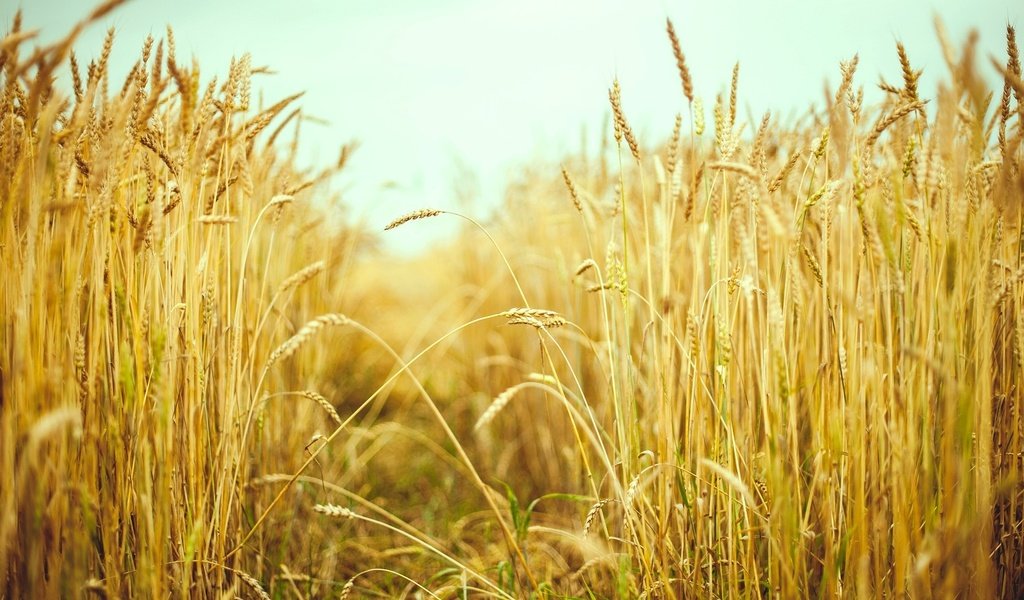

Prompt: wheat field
xmin=2 ymin=1 xmax=1023 ymax=598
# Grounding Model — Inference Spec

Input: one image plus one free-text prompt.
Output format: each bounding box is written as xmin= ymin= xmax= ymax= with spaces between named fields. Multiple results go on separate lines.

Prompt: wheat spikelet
xmin=701 ymin=459 xmax=758 ymax=509
xmin=561 ymin=166 xmax=582 ymax=212
xmin=583 ymin=499 xmax=614 ymax=535
xmin=570 ymin=555 xmax=618 ymax=581
xmin=197 ymin=214 xmax=238 ymax=225
xmin=768 ymin=150 xmax=802 ymax=193
xmin=236 ymin=570 xmax=271 ymax=600
xmin=878 ymin=79 xmax=902 ymax=97
xmin=801 ymin=244 xmax=824 ymax=287
xmin=384 ymin=209 xmax=442 ymax=231
xmin=665 ymin=18 xmax=694 ymax=103
xmin=1009 ymin=25 xmax=1022 ymax=79
xmin=502 ymin=308 xmax=559 ymax=320
xmin=300 ymin=391 xmax=342 ymax=425
xmin=608 ymin=79 xmax=640 ymax=160
xmin=864 ymin=100 xmax=927 ymax=148
xmin=751 ymin=112 xmax=772 ymax=180
xmin=507 ymin=315 xmax=567 ymax=329
xmin=269 ymin=193 xmax=294 ymax=207
xmin=708 ymin=161 xmax=759 ymax=180
xmin=339 ymin=580 xmax=355 ymax=600
xmin=804 ymin=181 xmax=838 ymax=210
xmin=896 ymin=42 xmax=921 ymax=101
xmin=666 ymin=113 xmax=682 ymax=176
xmin=624 ymin=475 xmax=642 ymax=510
xmin=314 ymin=503 xmax=356 ymax=519
xmin=728 ymin=63 xmax=739 ymax=127
xmin=693 ymin=96 xmax=705 ymax=136
xmin=237 ymin=52 xmax=251 ymax=111
xmin=278 ymin=260 xmax=326 ymax=294
xmin=685 ymin=163 xmax=704 ymax=222
xmin=837 ymin=55 xmax=859 ymax=103
xmin=639 ymin=581 xmax=665 ymax=600
xmin=265 ymin=314 xmax=349 ymax=368
xmin=669 ymin=156 xmax=684 ymax=205
xmin=713 ymin=96 xmax=728 ymax=156
xmin=475 ymin=382 xmax=530 ymax=431
xmin=284 ymin=178 xmax=317 ymax=197
xmin=502 ymin=308 xmax=566 ymax=329
xmin=526 ymin=372 xmax=557 ymax=385
xmin=575 ymin=258 xmax=597 ymax=277
xmin=608 ymin=80 xmax=623 ymax=143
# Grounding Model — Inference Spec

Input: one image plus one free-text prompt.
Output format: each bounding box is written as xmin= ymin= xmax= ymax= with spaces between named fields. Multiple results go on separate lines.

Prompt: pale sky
xmin=6 ymin=1 xmax=1023 ymax=251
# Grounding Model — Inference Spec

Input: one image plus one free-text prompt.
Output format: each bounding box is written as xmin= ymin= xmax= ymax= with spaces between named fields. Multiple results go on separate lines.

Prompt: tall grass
xmin=2 ymin=3 xmax=1023 ymax=599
